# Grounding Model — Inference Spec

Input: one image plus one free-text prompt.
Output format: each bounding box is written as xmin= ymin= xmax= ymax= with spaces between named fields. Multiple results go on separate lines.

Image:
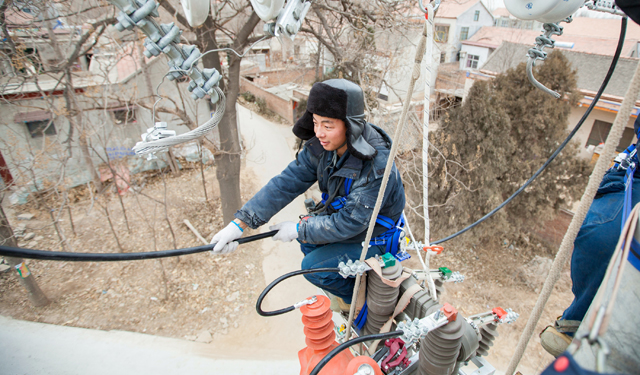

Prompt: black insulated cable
xmin=309 ymin=330 xmax=404 ymax=375
xmin=256 ymin=267 xmax=339 ymax=316
xmin=432 ymin=17 xmax=628 ymax=245
xmin=0 ymin=230 xmax=278 ymax=262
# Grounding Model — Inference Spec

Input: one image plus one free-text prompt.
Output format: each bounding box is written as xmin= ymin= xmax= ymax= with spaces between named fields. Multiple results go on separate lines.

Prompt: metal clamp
xmin=337 ymin=260 xmax=371 ymax=278
xmin=526 ymin=22 xmax=565 ymax=99
xmin=570 ymin=332 xmax=610 ymax=373
xmin=418 ymin=0 xmax=440 ymax=14
xmin=615 ymin=149 xmax=637 ymax=171
xmin=494 ymin=308 xmax=519 ymax=324
xmin=586 ymin=0 xmax=626 ymax=16
xmin=142 ymin=122 xmax=176 ymax=142
xmin=397 ymin=303 xmax=456 ymax=345
xmin=269 ymin=0 xmax=310 ymax=41
xmin=467 ymin=307 xmax=519 ymax=328
xmin=293 ymin=295 xmax=317 ymax=309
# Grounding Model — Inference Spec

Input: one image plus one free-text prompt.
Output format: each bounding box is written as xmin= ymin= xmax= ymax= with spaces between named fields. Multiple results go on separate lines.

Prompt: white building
xmin=433 ymin=0 xmax=494 ymax=64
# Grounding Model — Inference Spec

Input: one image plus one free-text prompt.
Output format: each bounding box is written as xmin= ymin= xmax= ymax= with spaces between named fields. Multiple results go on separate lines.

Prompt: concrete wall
xmin=0 ymin=56 xmax=212 ymax=190
xmin=568 ymin=106 xmax=637 ymax=160
xmin=533 ymin=209 xmax=574 ymax=249
xmin=436 ymin=63 xmax=466 ymax=91
xmin=239 ymin=77 xmax=295 ymax=124
xmin=247 ymin=68 xmax=316 ymax=88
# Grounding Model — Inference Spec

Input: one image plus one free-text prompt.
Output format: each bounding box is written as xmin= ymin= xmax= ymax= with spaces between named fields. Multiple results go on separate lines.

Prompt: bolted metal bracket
xmin=397 ymin=303 xmax=457 ymax=345
xmin=337 ymin=259 xmax=372 ymax=278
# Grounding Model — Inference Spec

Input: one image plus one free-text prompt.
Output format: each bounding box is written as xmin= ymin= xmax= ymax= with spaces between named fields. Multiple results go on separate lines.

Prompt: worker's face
xmin=313 ymin=114 xmax=348 ymax=156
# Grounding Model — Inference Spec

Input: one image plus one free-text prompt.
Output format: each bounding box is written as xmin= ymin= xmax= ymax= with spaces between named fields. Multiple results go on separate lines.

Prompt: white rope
xmin=505 ymin=57 xmax=640 ymax=375
xmin=423 ymin=0 xmax=434 ymax=246
xmin=344 ymin=14 xmax=431 ymax=340
xmin=422 ymin=5 xmax=437 ymax=302
xmin=403 ymin=211 xmax=429 ymax=274
xmin=132 ymin=87 xmax=226 ymax=155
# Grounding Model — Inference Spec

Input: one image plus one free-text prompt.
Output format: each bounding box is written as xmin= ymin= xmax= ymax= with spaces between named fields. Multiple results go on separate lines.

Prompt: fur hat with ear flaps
xmin=293 ymin=79 xmax=377 ymax=160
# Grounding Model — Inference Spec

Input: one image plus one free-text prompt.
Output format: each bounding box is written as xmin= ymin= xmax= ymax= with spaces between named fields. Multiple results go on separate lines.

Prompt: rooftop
xmin=435 ymin=0 xmax=483 ymax=19
xmin=463 ymin=26 xmax=639 ymax=57
xmin=492 ymin=7 xmax=511 ymax=18
xmin=565 ymin=16 xmax=640 ymax=40
xmin=265 ymin=83 xmax=301 ymax=101
xmin=480 ymin=41 xmax=640 ymax=99
xmin=4 ymin=8 xmax=35 ymax=28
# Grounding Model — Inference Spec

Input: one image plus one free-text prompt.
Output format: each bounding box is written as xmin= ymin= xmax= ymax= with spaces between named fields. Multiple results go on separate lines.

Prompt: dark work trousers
xmin=562 ymin=170 xmax=640 ymax=323
xmin=299 ymin=241 xmax=386 ymax=304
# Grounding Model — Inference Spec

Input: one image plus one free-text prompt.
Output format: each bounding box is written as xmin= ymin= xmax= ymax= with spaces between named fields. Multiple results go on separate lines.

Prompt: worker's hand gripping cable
xmin=210 ymin=221 xmax=245 ymax=254
xmin=269 ymin=221 xmax=299 ymax=242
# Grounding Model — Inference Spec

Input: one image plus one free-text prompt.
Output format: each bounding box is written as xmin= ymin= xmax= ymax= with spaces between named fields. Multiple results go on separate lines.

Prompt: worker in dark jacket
xmin=210 ymin=79 xmax=406 ymax=304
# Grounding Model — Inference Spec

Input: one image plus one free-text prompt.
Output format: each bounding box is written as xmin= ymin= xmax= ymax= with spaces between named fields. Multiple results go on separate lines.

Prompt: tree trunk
xmin=216 ymin=60 xmax=243 ymax=223
xmin=196 ymin=13 xmax=260 ymax=223
xmin=64 ymin=69 xmax=102 ymax=192
xmin=0 ymin=205 xmax=49 ymax=307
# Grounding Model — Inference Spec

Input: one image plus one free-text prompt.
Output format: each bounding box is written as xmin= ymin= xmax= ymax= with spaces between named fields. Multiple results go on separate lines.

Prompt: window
xmin=466 ymin=54 xmax=480 ymax=69
xmin=460 ymin=27 xmax=469 ymax=41
xmin=435 ymin=25 xmax=449 ymax=43
xmin=500 ymin=18 xmax=510 ymax=27
xmin=440 ymin=52 xmax=446 ymax=63
xmin=524 ymin=21 xmax=533 ymax=30
xmin=586 ymin=120 xmax=636 ymax=152
xmin=113 ymin=108 xmax=136 ymax=125
xmin=26 ymin=119 xmax=56 ymax=138
xmin=474 ymin=10 xmax=480 ymax=21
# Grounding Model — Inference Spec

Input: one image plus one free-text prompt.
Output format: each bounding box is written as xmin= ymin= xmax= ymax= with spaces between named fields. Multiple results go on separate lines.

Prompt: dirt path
xmin=203 ymin=105 xmax=317 ymax=357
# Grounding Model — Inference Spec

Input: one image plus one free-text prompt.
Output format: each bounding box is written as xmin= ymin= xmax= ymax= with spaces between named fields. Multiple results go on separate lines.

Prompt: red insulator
xmin=298 ymin=295 xmax=354 ymax=375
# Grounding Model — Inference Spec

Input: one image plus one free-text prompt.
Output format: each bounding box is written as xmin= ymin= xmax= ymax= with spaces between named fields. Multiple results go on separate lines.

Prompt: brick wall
xmin=435 ymin=63 xmax=466 ymax=91
xmin=532 ymin=209 xmax=574 ymax=249
xmin=247 ymin=68 xmax=316 ymax=87
xmin=240 ymin=77 xmax=294 ymax=124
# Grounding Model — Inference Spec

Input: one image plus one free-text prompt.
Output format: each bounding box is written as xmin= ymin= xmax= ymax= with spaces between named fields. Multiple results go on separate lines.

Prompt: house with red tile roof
xmin=459 ymin=17 xmax=640 ymax=72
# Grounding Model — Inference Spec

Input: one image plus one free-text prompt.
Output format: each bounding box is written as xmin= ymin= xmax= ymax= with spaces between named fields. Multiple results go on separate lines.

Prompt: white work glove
xmin=210 ymin=221 xmax=244 ymax=254
xmin=270 ymin=221 xmax=299 ymax=242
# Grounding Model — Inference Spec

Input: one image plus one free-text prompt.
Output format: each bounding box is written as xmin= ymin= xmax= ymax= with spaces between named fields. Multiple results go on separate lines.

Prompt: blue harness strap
xmin=612 ymin=141 xmax=640 ymax=271
xmin=322 ymin=177 xmax=408 ymax=261
xmin=618 ymin=147 xmax=637 ymax=231
xmin=354 ymin=301 xmax=368 ymax=330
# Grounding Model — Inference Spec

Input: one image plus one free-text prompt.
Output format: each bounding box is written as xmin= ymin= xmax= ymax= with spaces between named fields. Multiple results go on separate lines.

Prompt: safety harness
xmin=611 ymin=131 xmax=640 ymax=271
xmin=320 ymin=177 xmax=409 ymax=262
